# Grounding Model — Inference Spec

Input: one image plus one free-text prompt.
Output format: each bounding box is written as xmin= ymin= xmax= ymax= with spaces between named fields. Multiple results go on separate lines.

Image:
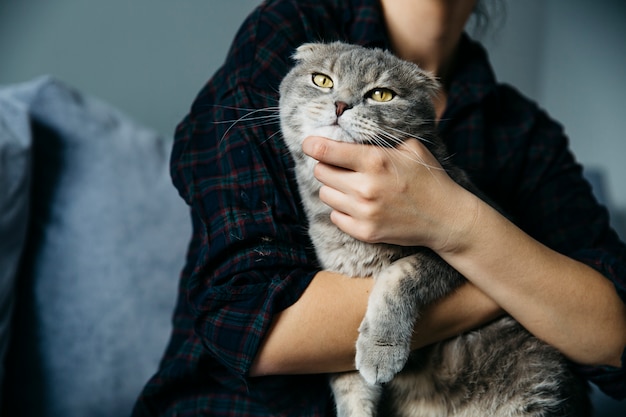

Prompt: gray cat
xmin=278 ymin=42 xmax=590 ymax=417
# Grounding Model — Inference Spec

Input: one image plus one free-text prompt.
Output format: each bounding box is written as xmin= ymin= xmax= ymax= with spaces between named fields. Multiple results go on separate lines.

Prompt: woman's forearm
xmin=410 ymin=279 xmax=503 ymax=350
xmin=250 ymin=271 xmax=369 ymax=377
xmin=249 ymin=271 xmax=502 ymax=377
xmin=439 ymin=197 xmax=626 ymax=367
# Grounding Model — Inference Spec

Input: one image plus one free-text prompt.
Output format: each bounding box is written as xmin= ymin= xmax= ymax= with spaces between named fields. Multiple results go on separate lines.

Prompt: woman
xmin=134 ymin=0 xmax=626 ymax=415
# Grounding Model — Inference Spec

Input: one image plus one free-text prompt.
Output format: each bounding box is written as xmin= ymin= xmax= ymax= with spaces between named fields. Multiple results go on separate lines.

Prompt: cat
xmin=278 ymin=42 xmax=591 ymax=417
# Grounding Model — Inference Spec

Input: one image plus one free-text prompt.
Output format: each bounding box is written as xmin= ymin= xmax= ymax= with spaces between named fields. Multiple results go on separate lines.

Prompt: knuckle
xmin=358 ymin=224 xmax=381 ymax=243
xmin=356 ymin=181 xmax=382 ymax=201
xmin=360 ymin=202 xmax=381 ymax=220
xmin=364 ymin=151 xmax=387 ymax=172
xmin=307 ymin=139 xmax=330 ymax=161
xmin=354 ymin=209 xmax=385 ymax=243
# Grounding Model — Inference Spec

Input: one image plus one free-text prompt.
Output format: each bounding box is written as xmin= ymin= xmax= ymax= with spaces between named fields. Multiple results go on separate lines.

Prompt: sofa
xmin=0 ymin=77 xmax=189 ymax=416
xmin=0 ymin=77 xmax=624 ymax=416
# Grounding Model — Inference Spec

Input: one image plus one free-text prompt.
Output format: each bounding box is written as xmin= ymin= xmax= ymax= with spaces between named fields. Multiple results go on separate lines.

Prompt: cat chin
xmin=306 ymin=126 xmax=356 ymax=144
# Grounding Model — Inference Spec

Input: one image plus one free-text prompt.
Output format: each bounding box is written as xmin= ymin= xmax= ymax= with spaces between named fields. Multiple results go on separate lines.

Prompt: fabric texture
xmin=134 ymin=0 xmax=626 ymax=415
xmin=0 ymin=85 xmax=32 ymax=405
xmin=1 ymin=76 xmax=190 ymax=417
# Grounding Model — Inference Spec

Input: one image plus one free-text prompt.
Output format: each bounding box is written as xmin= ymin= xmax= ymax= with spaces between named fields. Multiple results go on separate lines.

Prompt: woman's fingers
xmin=302 ymin=136 xmax=373 ymax=171
xmin=301 ymin=135 xmax=467 ymax=247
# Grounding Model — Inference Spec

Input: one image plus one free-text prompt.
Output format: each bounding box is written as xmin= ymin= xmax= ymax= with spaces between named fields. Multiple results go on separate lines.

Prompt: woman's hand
xmin=302 ymin=136 xmax=478 ymax=252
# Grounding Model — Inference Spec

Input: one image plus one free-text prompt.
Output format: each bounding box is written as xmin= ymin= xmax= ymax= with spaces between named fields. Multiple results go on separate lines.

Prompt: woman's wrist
xmin=424 ymin=183 xmax=485 ymax=256
xmin=432 ymin=196 xmax=626 ymax=367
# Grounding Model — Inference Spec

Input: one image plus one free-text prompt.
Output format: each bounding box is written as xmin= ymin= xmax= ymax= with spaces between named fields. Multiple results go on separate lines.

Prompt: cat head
xmin=279 ymin=42 xmax=440 ymax=154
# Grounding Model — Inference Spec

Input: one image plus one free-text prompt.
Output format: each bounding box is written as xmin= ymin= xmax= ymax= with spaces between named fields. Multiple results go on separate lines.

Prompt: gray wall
xmin=0 ymin=0 xmax=261 ymax=137
xmin=482 ymin=0 xmax=626 ymax=238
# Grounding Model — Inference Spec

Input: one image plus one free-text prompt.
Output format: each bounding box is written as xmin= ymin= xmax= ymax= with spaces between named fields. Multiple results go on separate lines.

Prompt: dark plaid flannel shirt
xmin=133 ymin=0 xmax=626 ymax=415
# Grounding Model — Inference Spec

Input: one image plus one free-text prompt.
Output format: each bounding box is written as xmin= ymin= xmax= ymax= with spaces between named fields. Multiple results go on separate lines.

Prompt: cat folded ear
xmin=406 ymin=63 xmax=443 ymax=98
xmin=292 ymin=41 xmax=355 ymax=63
xmin=292 ymin=43 xmax=325 ymax=63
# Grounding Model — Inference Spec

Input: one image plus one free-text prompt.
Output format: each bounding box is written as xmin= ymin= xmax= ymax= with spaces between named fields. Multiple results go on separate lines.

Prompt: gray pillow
xmin=0 ymin=87 xmax=32 ymax=406
xmin=2 ymin=77 xmax=189 ymax=417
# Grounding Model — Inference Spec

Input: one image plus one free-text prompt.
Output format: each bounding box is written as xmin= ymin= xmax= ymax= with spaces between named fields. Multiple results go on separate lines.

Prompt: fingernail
xmin=302 ymin=136 xmax=317 ymax=155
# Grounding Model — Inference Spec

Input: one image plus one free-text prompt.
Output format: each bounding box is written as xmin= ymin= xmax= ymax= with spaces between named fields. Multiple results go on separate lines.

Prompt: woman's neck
xmin=379 ymin=0 xmax=476 ymax=81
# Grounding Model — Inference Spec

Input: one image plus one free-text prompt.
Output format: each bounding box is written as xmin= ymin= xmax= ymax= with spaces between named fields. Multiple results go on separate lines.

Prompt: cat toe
xmin=355 ymin=333 xmax=409 ymax=385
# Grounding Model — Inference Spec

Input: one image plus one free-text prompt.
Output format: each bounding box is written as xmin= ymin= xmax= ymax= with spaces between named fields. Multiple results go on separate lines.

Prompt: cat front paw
xmin=355 ymin=319 xmax=410 ymax=385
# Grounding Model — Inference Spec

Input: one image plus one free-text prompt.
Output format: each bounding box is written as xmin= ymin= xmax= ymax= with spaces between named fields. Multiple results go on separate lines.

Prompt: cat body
xmin=278 ymin=42 xmax=589 ymax=417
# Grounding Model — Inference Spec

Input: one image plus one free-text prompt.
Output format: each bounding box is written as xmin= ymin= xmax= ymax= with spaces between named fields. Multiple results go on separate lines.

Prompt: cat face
xmin=279 ymin=42 xmax=440 ymax=154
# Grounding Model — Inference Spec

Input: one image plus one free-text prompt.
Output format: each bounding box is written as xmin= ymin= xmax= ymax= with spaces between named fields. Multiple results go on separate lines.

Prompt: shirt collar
xmin=444 ymin=34 xmax=498 ymax=118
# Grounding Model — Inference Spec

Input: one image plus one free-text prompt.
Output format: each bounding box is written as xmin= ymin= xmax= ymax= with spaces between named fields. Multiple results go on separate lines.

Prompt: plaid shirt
xmin=133 ymin=0 xmax=626 ymax=415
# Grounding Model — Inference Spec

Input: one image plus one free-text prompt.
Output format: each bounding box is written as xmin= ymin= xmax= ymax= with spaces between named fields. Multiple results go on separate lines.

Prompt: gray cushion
xmin=2 ymin=77 xmax=189 ymax=417
xmin=0 ymin=86 xmax=32 ymax=406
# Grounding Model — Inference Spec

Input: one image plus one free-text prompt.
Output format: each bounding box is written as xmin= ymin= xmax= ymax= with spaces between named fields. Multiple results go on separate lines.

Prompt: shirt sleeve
xmin=491 ymin=86 xmax=626 ymax=398
xmin=168 ymin=3 xmax=323 ymax=379
xmin=171 ymin=79 xmax=321 ymax=378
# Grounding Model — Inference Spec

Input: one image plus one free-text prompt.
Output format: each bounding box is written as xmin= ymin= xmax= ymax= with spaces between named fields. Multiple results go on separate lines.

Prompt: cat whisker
xmin=209 ymin=104 xmax=272 ymax=112
xmin=367 ymin=127 xmax=446 ymax=173
xmin=395 ymin=141 xmax=447 ymax=188
xmin=213 ymin=114 xmax=280 ymax=125
xmin=369 ymin=134 xmax=447 ymax=187
xmin=353 ymin=129 xmax=410 ymax=181
xmin=359 ymin=131 xmax=447 ymax=188
xmin=221 ymin=106 xmax=279 ymax=117
xmin=216 ymin=107 xmax=280 ymax=144
xmin=261 ymin=129 xmax=283 ymax=145
xmin=386 ymin=125 xmax=438 ymax=147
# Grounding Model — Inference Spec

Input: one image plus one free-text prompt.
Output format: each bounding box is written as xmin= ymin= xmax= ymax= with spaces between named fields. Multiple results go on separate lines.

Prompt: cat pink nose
xmin=335 ymin=101 xmax=351 ymax=117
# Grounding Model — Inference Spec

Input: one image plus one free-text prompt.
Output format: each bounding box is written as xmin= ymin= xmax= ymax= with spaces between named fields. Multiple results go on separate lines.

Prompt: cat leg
xmin=355 ymin=254 xmax=424 ymax=385
xmin=356 ymin=252 xmax=464 ymax=385
xmin=330 ymin=371 xmax=382 ymax=417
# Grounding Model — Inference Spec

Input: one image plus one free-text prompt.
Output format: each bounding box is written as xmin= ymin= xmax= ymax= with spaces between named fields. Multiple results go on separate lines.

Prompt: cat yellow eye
xmin=369 ymin=88 xmax=395 ymax=102
xmin=312 ymin=73 xmax=334 ymax=89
